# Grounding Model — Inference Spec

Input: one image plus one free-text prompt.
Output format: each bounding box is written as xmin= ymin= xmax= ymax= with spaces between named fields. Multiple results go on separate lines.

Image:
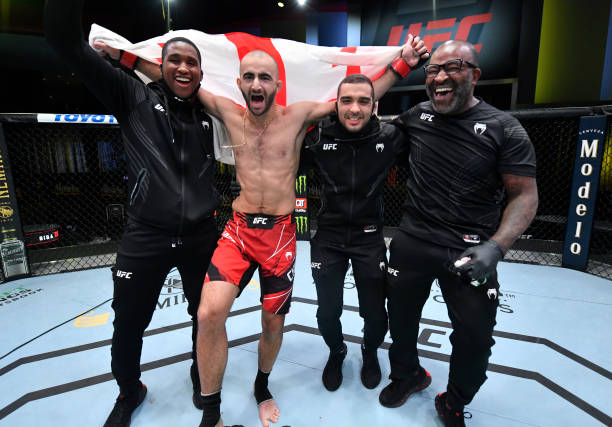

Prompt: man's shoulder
xmin=397 ymin=101 xmax=433 ymax=121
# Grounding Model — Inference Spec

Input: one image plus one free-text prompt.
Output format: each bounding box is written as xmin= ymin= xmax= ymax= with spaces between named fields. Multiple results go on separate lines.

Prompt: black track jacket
xmin=45 ymin=0 xmax=218 ymax=235
xmin=302 ymin=115 xmax=406 ymax=229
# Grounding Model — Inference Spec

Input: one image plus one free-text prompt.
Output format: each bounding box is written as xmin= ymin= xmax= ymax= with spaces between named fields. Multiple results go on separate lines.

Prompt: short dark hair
xmin=337 ymin=74 xmax=375 ymax=101
xmin=161 ymin=37 xmax=202 ymax=65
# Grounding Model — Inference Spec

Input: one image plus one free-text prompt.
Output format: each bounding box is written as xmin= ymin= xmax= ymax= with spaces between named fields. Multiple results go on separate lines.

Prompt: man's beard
xmin=426 ymin=75 xmax=473 ymax=115
xmin=243 ymin=89 xmax=278 ymax=116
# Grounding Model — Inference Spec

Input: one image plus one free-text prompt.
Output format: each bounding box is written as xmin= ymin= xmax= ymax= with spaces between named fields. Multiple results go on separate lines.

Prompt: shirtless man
xmin=105 ymin=35 xmax=427 ymax=427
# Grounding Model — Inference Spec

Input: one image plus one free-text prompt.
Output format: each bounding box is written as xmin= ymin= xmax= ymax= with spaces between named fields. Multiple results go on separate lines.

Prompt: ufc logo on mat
xmin=253 ymin=217 xmax=268 ymax=225
xmin=116 ymin=270 xmax=132 ymax=279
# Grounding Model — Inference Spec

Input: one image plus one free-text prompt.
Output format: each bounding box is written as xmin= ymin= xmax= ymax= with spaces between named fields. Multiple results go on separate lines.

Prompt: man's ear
xmin=276 ymin=80 xmax=283 ymax=91
xmin=236 ymin=77 xmax=241 ymax=89
xmin=373 ymin=100 xmax=379 ymax=116
xmin=472 ymin=67 xmax=482 ymax=86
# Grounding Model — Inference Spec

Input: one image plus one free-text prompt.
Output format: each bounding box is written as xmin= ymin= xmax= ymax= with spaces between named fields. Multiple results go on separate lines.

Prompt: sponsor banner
xmin=361 ymin=0 xmax=521 ymax=85
xmin=0 ymin=124 xmax=28 ymax=281
xmin=37 ymin=113 xmax=118 ymax=125
xmin=295 ymin=174 xmax=309 ymax=240
xmin=562 ymin=116 xmax=607 ymax=270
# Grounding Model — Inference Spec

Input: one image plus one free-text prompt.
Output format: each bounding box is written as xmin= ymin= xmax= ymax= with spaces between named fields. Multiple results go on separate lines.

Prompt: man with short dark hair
xmin=381 ymin=40 xmax=538 ymax=427
xmin=45 ymin=1 xmax=220 ymax=426
xmin=301 ymin=72 xmax=416 ymax=393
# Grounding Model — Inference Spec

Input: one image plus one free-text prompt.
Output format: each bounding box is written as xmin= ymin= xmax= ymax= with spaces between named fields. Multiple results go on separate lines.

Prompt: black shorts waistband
xmin=234 ymin=211 xmax=294 ymax=229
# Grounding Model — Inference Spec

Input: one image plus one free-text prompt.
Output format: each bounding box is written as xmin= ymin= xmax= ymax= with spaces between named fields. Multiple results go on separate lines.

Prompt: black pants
xmin=310 ymin=226 xmax=388 ymax=353
xmin=386 ymin=230 xmax=499 ymax=405
xmin=111 ymin=219 xmax=218 ymax=394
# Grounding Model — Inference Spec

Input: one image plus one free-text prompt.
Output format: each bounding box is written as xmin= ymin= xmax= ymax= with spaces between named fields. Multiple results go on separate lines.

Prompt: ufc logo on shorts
xmin=116 ymin=270 xmax=132 ymax=279
xmin=420 ymin=113 xmax=434 ymax=122
xmin=387 ymin=267 xmax=399 ymax=277
xmin=311 ymin=262 xmax=322 ymax=269
xmin=253 ymin=217 xmax=268 ymax=225
xmin=323 ymin=143 xmax=337 ymax=150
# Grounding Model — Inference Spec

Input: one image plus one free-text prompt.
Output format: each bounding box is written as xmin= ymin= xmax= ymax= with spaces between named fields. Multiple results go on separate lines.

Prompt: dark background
xmin=0 ymin=0 xmax=610 ymax=114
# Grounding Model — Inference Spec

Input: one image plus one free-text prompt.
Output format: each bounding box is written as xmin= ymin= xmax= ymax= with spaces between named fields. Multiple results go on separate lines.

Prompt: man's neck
xmin=246 ymin=104 xmax=280 ymax=127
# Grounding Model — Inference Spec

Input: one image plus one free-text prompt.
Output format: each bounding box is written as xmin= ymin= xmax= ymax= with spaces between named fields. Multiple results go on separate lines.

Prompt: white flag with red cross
xmin=88 ymin=24 xmax=405 ymax=163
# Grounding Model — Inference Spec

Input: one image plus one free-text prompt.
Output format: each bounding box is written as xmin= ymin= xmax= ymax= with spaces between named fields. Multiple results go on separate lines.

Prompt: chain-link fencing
xmin=0 ymin=108 xmax=611 ymax=279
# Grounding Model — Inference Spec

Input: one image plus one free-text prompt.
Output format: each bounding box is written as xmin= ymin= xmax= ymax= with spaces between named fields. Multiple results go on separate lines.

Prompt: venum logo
xmin=474 ymin=123 xmax=487 ymax=135
xmin=379 ymin=261 xmax=386 ymax=271
xmin=376 ymin=142 xmax=385 ymax=152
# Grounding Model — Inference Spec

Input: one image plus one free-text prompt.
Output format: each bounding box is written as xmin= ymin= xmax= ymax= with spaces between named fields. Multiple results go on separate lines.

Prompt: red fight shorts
xmin=205 ymin=211 xmax=296 ymax=314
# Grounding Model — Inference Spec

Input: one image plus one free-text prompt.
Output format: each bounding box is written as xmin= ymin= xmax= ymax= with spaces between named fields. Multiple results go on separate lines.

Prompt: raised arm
xmin=45 ymin=0 xmax=134 ymax=115
xmin=373 ymin=34 xmax=429 ymax=101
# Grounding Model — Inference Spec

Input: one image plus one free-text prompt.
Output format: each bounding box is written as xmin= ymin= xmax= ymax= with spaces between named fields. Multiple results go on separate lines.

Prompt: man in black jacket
xmin=45 ymin=1 xmax=220 ymax=426
xmin=301 ymin=74 xmax=409 ymax=392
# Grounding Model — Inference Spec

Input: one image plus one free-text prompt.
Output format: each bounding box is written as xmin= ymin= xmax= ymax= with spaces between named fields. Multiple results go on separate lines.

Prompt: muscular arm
xmin=491 ymin=174 xmax=539 ymax=253
xmin=373 ymin=34 xmax=429 ymax=101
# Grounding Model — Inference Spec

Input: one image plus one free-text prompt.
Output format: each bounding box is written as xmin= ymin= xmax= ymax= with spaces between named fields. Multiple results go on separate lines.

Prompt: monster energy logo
xmin=295 ymin=216 xmax=308 ymax=234
xmin=295 ymin=174 xmax=307 ymax=194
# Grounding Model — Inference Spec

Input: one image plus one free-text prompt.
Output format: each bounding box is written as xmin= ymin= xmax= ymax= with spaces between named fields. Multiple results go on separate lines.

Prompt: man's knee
xmin=261 ymin=312 xmax=285 ymax=337
xmin=197 ymin=294 xmax=231 ymax=330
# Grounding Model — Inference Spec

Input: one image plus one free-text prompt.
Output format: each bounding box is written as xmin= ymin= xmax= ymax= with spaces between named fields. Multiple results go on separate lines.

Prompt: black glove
xmin=454 ymin=240 xmax=504 ymax=281
xmin=230 ymin=180 xmax=241 ymax=199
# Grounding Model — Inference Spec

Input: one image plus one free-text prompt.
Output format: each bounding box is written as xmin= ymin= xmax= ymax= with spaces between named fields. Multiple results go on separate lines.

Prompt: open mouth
xmin=434 ymin=87 xmax=453 ymax=101
xmin=346 ymin=116 xmax=363 ymax=126
xmin=250 ymin=94 xmax=265 ymax=108
xmin=175 ymin=76 xmax=192 ymax=87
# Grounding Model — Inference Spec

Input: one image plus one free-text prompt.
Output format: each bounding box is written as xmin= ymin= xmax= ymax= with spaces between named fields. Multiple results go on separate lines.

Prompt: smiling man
xmin=382 ymin=40 xmax=538 ymax=426
xmin=45 ymin=1 xmax=220 ymax=426
xmin=299 ymin=73 xmax=412 ymax=394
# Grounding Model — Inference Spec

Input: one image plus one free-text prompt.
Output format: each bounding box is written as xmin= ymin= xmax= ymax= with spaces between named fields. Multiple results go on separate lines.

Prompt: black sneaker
xmin=378 ymin=367 xmax=431 ymax=408
xmin=103 ymin=383 xmax=147 ymax=427
xmin=322 ymin=342 xmax=347 ymax=391
xmin=360 ymin=344 xmax=381 ymax=389
xmin=435 ymin=392 xmax=472 ymax=426
xmin=191 ymin=362 xmax=205 ymax=410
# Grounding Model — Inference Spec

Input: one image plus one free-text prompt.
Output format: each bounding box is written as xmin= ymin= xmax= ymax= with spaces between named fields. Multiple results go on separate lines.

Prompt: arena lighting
xmin=277 ymin=1 xmax=285 ymax=7
xmin=297 ymin=0 xmax=306 ymax=5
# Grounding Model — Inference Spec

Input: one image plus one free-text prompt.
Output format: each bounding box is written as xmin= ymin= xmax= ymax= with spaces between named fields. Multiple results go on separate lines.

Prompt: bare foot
xmin=258 ymin=399 xmax=280 ymax=427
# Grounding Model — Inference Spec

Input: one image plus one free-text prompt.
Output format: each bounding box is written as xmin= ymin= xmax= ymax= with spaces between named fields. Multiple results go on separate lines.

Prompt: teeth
xmin=176 ymin=77 xmax=190 ymax=83
xmin=436 ymin=88 xmax=452 ymax=94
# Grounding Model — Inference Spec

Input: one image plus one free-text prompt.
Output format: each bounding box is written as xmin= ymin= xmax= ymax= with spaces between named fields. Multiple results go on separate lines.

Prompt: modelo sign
xmin=562 ymin=116 xmax=607 ymax=270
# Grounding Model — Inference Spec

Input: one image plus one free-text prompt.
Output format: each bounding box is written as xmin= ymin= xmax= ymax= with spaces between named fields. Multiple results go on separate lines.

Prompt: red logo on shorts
xmin=295 ymin=198 xmax=307 ymax=212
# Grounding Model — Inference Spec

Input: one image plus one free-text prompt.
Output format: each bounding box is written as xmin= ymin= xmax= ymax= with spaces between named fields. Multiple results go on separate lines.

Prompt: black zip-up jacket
xmin=302 ymin=115 xmax=406 ymax=229
xmin=45 ymin=0 xmax=218 ymax=235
